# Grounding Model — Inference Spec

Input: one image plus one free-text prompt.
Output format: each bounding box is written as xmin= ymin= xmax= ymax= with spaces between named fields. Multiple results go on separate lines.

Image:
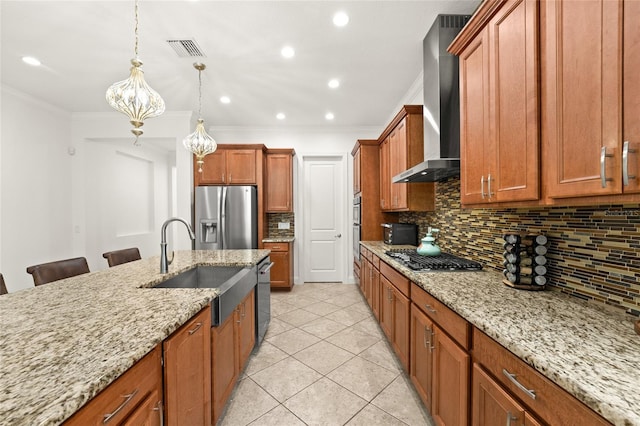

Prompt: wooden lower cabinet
xmin=410 ymin=303 xmax=434 ymax=413
xmin=211 ymin=289 xmax=256 ymax=424
xmin=473 ymin=363 xmax=528 ymax=426
xmin=163 ymin=306 xmax=212 ymax=426
xmin=379 ymin=275 xmax=394 ymax=342
xmin=63 ymin=346 xmax=163 ymax=426
xmin=264 ymin=242 xmax=293 ymax=290
xmin=378 ymin=271 xmax=409 ymax=372
xmin=371 ymin=260 xmax=380 ymax=320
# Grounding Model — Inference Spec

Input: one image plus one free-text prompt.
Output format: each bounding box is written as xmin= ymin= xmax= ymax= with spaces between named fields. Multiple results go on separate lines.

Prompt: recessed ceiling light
xmin=281 ymin=46 xmax=295 ymax=58
xmin=22 ymin=56 xmax=41 ymax=66
xmin=276 ymin=113 xmax=286 ymax=120
xmin=328 ymin=79 xmax=340 ymax=89
xmin=220 ymin=96 xmax=230 ymax=104
xmin=325 ymin=112 xmax=335 ymax=120
xmin=333 ymin=11 xmax=349 ymax=27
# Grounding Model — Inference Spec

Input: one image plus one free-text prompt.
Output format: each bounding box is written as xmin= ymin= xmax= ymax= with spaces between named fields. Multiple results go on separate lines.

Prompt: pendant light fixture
xmin=183 ymin=63 xmax=217 ymax=173
xmin=106 ymin=0 xmax=165 ymax=144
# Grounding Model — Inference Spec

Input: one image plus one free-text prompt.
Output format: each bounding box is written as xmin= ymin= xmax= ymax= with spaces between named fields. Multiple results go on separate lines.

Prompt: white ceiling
xmin=1 ymin=0 xmax=479 ymax=131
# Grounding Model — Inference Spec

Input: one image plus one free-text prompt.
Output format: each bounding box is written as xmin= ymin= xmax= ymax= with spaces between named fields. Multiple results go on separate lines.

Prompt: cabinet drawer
xmin=411 ymin=283 xmax=470 ymax=350
xmin=380 ymin=261 xmax=409 ymax=297
xmin=64 ymin=345 xmax=162 ymax=425
xmin=372 ymin=254 xmax=380 ymax=270
xmin=473 ymin=328 xmax=611 ymax=426
xmin=264 ymin=242 xmax=288 ymax=252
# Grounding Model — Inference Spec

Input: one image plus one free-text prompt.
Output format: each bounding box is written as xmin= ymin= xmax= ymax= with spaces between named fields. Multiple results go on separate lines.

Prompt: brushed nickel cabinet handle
xmin=600 ymin=147 xmax=613 ymax=188
xmin=502 ymin=368 xmax=536 ymax=400
xmin=424 ymin=304 xmax=437 ymax=314
xmin=487 ymin=173 xmax=494 ymax=197
xmin=103 ymin=389 xmax=139 ymax=423
xmin=423 ymin=325 xmax=429 ymax=348
xmin=430 ymin=329 xmax=435 ymax=351
xmin=481 ymin=176 xmax=486 ymax=199
xmin=623 ymin=141 xmax=636 ymax=186
xmin=506 ymin=412 xmax=518 ymax=426
xmin=153 ymin=400 xmax=164 ymax=426
xmin=188 ymin=322 xmax=203 ymax=335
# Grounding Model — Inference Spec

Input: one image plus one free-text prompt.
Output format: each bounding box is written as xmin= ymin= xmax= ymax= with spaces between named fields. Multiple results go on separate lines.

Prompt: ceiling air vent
xmin=167 ymin=39 xmax=205 ymax=57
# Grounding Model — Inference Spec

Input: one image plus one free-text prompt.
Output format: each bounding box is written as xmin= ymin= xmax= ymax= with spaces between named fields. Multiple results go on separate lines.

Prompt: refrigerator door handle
xmin=221 ymin=186 xmax=228 ymax=249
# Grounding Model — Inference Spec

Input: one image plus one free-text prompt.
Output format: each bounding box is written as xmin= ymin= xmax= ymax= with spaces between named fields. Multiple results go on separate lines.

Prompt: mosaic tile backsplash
xmin=266 ymin=212 xmax=295 ymax=238
xmin=399 ymin=177 xmax=640 ymax=317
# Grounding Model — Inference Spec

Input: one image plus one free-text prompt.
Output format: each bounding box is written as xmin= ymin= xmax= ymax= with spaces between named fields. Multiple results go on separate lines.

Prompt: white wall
xmin=1 ymin=86 xmax=74 ymax=292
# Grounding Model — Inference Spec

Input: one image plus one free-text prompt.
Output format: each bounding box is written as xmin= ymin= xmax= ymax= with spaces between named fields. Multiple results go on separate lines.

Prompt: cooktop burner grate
xmin=385 ymin=249 xmax=482 ymax=272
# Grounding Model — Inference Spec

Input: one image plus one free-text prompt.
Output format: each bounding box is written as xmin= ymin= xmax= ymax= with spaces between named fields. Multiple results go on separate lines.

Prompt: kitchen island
xmin=0 ymin=250 xmax=269 ymax=426
xmin=361 ymin=241 xmax=640 ymax=426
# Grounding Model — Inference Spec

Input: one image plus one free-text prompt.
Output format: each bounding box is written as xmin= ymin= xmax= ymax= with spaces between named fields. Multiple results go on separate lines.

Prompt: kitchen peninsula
xmin=0 ymin=250 xmax=269 ymax=425
xmin=361 ymin=241 xmax=640 ymax=426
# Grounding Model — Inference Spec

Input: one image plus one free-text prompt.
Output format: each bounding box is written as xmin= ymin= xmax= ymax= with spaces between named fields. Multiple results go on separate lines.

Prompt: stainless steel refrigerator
xmin=195 ymin=186 xmax=258 ymax=249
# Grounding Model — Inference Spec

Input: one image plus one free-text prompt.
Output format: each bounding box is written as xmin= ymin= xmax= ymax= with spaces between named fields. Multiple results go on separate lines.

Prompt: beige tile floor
xmin=219 ymin=283 xmax=434 ymax=426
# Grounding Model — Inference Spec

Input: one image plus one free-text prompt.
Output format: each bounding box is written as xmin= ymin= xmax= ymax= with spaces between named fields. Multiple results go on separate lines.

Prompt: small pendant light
xmin=183 ymin=63 xmax=217 ymax=173
xmin=106 ymin=0 xmax=165 ymax=144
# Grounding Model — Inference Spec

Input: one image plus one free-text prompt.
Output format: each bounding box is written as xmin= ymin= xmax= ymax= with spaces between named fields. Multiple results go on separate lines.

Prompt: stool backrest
xmin=102 ymin=248 xmax=141 ymax=267
xmin=0 ymin=273 xmax=7 ymax=295
xmin=26 ymin=257 xmax=90 ymax=286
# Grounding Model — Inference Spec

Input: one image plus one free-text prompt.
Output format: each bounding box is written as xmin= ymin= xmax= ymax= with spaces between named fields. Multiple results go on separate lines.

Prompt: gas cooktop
xmin=385 ymin=249 xmax=483 ymax=272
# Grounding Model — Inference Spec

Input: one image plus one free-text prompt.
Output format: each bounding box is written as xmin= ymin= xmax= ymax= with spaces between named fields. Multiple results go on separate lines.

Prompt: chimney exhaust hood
xmin=393 ymin=14 xmax=470 ymax=183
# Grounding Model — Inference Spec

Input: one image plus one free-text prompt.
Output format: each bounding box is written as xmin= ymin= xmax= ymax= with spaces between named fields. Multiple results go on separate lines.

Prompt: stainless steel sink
xmin=154 ymin=265 xmax=256 ymax=325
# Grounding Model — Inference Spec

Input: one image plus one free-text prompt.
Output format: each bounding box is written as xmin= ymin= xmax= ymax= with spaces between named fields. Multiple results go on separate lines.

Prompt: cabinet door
xmin=472 ymin=363 xmax=525 ymax=426
xmin=410 ymin=304 xmax=434 ymax=412
xmin=211 ymin=313 xmax=239 ymax=425
xmin=391 ymin=287 xmax=410 ymax=372
xmin=226 ymin=150 xmax=257 ymax=184
xmin=353 ymin=148 xmax=361 ymax=195
xmin=623 ymin=0 xmax=640 ymax=194
xmin=379 ymin=275 xmax=394 ymax=341
xmin=432 ymin=325 xmax=470 ymax=426
xmin=460 ymin=27 xmax=490 ymax=204
xmin=198 ymin=151 xmax=226 ymax=185
xmin=121 ymin=388 xmax=162 ymax=426
xmin=238 ymin=289 xmax=256 ymax=370
xmin=490 ymin=0 xmax=539 ymax=202
xmin=390 ymin=120 xmax=408 ymax=209
xmin=371 ymin=265 xmax=380 ymax=320
xmin=268 ymin=250 xmax=291 ymax=289
xmin=543 ymin=0 xmax=622 ymax=198
xmin=380 ymin=137 xmax=391 ymax=210
xmin=266 ymin=154 xmax=293 ymax=212
xmin=163 ymin=306 xmax=212 ymax=426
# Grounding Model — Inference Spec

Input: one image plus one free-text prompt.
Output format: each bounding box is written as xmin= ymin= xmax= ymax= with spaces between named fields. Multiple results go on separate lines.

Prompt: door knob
xmin=335 ymin=233 xmax=342 ymax=238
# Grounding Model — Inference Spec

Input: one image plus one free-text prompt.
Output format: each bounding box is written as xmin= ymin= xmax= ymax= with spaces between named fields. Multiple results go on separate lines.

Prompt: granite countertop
xmin=361 ymin=241 xmax=640 ymax=426
xmin=262 ymin=237 xmax=295 ymax=243
xmin=0 ymin=249 xmax=269 ymax=426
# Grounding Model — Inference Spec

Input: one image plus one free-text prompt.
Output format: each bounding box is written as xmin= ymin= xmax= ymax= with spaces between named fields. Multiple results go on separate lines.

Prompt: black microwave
xmin=381 ymin=223 xmax=418 ymax=245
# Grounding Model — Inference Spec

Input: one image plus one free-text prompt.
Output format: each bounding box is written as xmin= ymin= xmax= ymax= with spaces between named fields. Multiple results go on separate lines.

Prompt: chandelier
xmin=183 ymin=63 xmax=217 ymax=173
xmin=106 ymin=0 xmax=165 ymax=144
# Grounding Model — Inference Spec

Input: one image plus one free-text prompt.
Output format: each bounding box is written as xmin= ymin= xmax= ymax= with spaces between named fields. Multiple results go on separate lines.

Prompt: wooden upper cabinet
xmin=452 ymin=0 xmax=539 ymax=205
xmin=163 ymin=306 xmax=212 ymax=426
xmin=623 ymin=0 xmax=640 ymax=194
xmin=542 ymin=0 xmax=622 ymax=198
xmin=353 ymin=147 xmax=361 ymax=195
xmin=378 ymin=106 xmax=435 ymax=212
xmin=265 ymin=149 xmax=294 ymax=212
xmin=196 ymin=148 xmax=257 ymax=185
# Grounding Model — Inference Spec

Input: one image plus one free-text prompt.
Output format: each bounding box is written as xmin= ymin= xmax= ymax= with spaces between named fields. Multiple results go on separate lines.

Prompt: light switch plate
xmin=278 ymin=222 xmax=290 ymax=230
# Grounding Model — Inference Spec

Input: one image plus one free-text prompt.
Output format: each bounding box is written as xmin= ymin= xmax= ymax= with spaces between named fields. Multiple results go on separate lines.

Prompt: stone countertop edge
xmin=0 ymin=249 xmax=270 ymax=426
xmin=262 ymin=237 xmax=295 ymax=243
xmin=361 ymin=241 xmax=640 ymax=426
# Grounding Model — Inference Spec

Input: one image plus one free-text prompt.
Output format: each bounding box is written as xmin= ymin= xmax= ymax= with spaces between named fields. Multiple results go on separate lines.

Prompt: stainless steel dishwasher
xmin=256 ymin=256 xmax=273 ymax=345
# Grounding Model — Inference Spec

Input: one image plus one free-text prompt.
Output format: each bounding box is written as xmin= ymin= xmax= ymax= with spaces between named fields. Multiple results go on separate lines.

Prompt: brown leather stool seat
xmin=102 ymin=248 xmax=141 ymax=267
xmin=26 ymin=257 xmax=90 ymax=286
xmin=0 ymin=273 xmax=7 ymax=295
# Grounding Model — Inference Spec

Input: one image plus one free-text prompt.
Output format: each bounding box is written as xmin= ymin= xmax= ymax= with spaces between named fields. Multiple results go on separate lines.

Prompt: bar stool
xmin=102 ymin=248 xmax=141 ymax=267
xmin=0 ymin=273 xmax=7 ymax=295
xmin=26 ymin=257 xmax=90 ymax=286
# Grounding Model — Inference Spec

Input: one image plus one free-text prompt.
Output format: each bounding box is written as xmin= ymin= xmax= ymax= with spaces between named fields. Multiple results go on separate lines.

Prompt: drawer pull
xmin=153 ymin=400 xmax=164 ymax=426
xmin=506 ymin=411 xmax=518 ymax=426
xmin=103 ymin=389 xmax=139 ymax=423
xmin=188 ymin=322 xmax=203 ymax=335
xmin=424 ymin=304 xmax=437 ymax=314
xmin=502 ymin=368 xmax=536 ymax=400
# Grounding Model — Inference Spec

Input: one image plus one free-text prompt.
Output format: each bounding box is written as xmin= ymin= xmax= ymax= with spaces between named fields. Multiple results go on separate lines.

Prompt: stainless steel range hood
xmin=393 ymin=14 xmax=470 ymax=183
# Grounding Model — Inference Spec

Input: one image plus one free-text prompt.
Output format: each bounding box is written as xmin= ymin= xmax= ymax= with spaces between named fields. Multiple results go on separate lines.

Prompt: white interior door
xmin=302 ymin=155 xmax=345 ymax=282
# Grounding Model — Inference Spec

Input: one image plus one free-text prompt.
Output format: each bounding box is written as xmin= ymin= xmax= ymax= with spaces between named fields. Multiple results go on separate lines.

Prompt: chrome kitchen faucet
xmin=160 ymin=217 xmax=196 ymax=274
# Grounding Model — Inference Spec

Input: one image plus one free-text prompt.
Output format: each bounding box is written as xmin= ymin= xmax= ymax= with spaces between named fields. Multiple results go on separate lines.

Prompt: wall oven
xmin=353 ymin=196 xmax=361 ymax=260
